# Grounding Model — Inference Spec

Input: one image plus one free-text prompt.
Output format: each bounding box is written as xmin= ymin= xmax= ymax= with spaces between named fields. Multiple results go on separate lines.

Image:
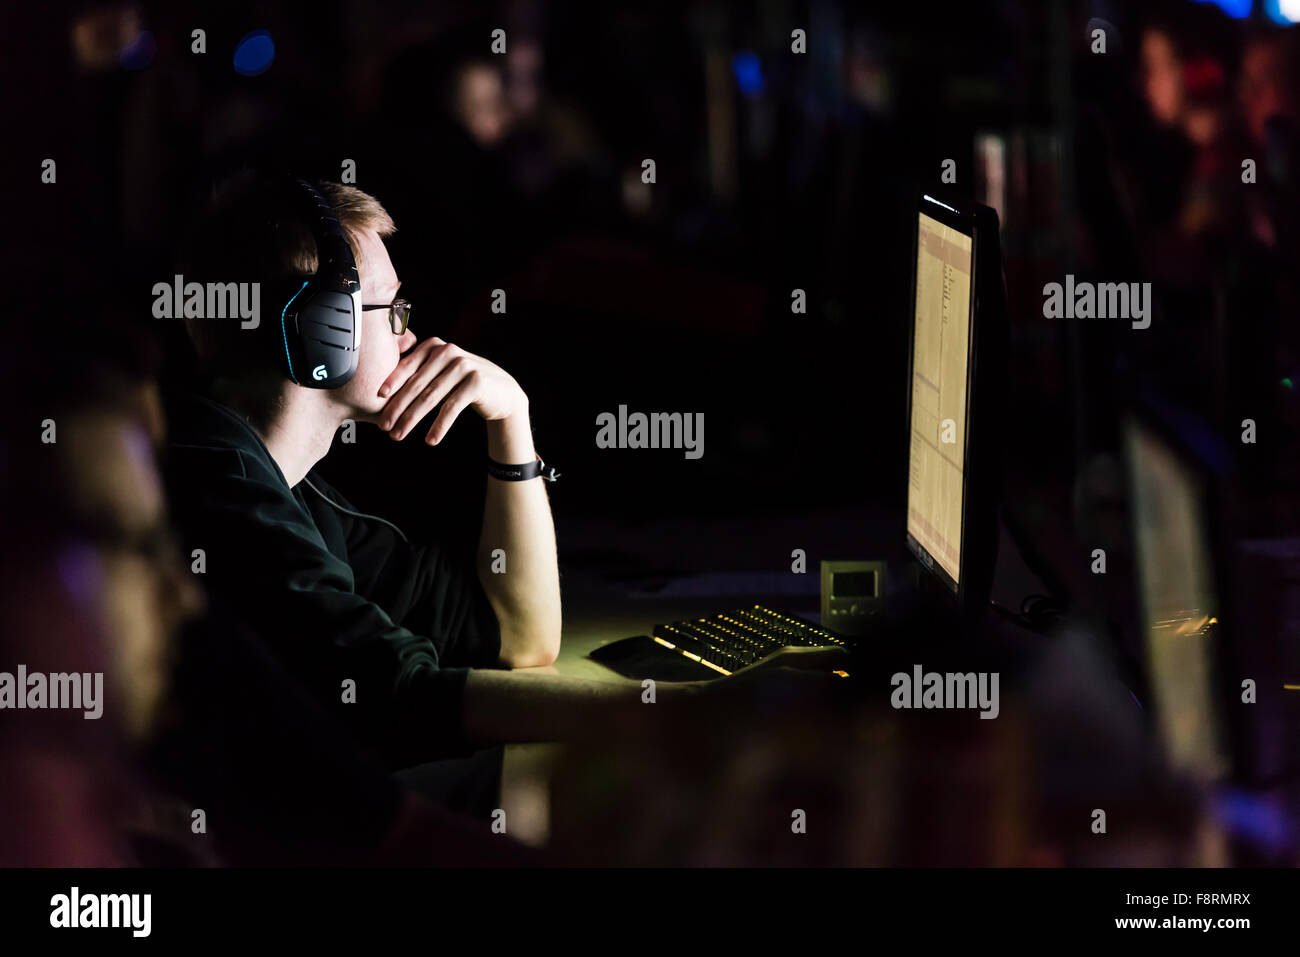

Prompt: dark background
xmin=6 ymin=0 xmax=1299 ymax=647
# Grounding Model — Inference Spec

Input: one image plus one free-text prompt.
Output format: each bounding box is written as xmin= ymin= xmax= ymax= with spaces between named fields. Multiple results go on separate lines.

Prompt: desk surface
xmin=514 ymin=589 xmax=823 ymax=679
xmin=499 ymin=587 xmax=822 ymax=845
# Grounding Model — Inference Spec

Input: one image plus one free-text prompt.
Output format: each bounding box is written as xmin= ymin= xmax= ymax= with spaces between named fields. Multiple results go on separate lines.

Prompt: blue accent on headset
xmin=280 ymin=281 xmax=309 ymax=383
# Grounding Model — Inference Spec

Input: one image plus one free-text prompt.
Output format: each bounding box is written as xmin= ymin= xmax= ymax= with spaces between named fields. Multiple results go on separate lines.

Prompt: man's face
xmin=336 ymin=228 xmax=416 ymax=420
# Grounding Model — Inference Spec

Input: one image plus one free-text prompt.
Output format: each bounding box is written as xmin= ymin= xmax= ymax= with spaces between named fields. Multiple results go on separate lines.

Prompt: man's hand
xmin=377 ymin=337 xmax=528 ymax=444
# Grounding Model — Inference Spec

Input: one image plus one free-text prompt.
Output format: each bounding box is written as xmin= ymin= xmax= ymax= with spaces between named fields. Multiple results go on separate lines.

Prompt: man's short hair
xmin=180 ymin=172 xmax=396 ymax=381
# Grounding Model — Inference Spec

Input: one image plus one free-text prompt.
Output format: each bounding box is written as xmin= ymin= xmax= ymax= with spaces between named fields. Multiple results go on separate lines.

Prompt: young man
xmin=2 ymin=328 xmax=535 ymax=864
xmin=165 ymin=172 xmax=841 ymax=771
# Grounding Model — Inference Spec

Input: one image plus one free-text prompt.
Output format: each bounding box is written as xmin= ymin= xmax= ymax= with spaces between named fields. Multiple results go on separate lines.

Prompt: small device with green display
xmin=821 ymin=560 xmax=886 ymax=635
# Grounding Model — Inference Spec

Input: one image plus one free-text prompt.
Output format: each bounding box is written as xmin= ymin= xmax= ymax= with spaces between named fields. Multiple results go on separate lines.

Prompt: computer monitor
xmin=1125 ymin=418 xmax=1230 ymax=781
xmin=904 ymin=193 xmax=1006 ymax=621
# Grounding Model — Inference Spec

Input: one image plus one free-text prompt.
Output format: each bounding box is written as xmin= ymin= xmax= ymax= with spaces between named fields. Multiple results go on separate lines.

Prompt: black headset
xmin=275 ymin=178 xmax=361 ymax=388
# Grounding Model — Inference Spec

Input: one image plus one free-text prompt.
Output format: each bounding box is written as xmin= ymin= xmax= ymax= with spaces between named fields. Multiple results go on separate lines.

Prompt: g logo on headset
xmin=274 ymin=178 xmax=362 ymax=388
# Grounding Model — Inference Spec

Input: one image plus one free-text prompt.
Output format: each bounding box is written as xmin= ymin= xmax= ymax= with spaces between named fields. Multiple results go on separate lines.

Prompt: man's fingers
xmin=389 ymin=363 xmax=464 ymax=439
xmin=378 ymin=338 xmax=452 ymax=400
xmin=380 ymin=346 xmax=460 ymax=430
xmin=425 ymin=376 xmax=477 ymax=445
xmin=377 ymin=340 xmax=433 ymax=398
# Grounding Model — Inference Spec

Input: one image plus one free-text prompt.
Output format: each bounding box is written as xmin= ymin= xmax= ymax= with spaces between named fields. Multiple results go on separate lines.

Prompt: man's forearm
xmin=478 ymin=409 xmax=562 ymax=667
xmin=462 ymin=668 xmax=703 ymax=744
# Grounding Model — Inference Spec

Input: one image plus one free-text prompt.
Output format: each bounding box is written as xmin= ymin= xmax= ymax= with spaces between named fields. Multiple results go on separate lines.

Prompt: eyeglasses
xmin=361 ymin=298 xmax=412 ymax=335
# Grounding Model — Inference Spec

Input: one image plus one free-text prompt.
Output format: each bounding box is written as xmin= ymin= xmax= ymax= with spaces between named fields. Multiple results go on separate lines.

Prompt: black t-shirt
xmin=163 ymin=393 xmax=502 ymax=767
xmin=147 ymin=607 xmax=403 ymax=865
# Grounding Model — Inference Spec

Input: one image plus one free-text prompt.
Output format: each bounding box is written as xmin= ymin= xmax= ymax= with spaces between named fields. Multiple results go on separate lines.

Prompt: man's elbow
xmin=498 ymin=623 xmax=561 ymax=669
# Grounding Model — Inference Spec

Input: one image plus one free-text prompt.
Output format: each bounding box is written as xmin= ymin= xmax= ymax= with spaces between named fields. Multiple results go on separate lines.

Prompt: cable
xmin=989 ymin=593 xmax=1069 ymax=633
xmin=301 ymin=477 xmax=409 ymax=544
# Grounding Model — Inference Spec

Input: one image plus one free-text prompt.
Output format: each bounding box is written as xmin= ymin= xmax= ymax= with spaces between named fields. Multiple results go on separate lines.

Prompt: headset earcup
xmin=292 ymin=286 xmax=359 ymax=388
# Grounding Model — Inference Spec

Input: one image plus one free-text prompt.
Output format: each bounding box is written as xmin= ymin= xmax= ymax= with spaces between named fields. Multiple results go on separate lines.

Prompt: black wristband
xmin=487 ymin=457 xmax=560 ymax=482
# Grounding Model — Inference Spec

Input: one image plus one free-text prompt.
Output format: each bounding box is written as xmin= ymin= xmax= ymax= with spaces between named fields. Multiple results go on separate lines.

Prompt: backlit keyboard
xmin=650 ymin=604 xmax=849 ymax=676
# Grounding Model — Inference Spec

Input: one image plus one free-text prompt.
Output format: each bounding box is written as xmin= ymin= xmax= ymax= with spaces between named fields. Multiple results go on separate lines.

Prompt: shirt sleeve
xmin=164 ymin=447 xmax=485 ymax=767
xmin=301 ymin=473 xmax=503 ymax=670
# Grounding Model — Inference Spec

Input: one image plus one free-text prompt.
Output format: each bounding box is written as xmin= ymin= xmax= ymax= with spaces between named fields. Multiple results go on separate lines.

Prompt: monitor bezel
xmin=903 ymin=191 xmax=1004 ymax=620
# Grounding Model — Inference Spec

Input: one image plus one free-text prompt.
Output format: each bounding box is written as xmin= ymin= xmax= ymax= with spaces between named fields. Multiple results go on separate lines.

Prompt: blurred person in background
xmin=1235 ymin=29 xmax=1300 ymax=517
xmin=1116 ymin=17 xmax=1246 ymax=428
xmin=366 ymin=32 xmax=529 ymax=329
xmin=1141 ymin=23 xmax=1190 ymax=132
xmin=1137 ymin=19 xmax=1245 ymax=280
xmin=453 ymin=56 xmax=514 ymax=149
xmin=1235 ymin=29 xmax=1300 ymax=259
xmin=0 ymin=331 xmax=203 ymax=864
xmin=1239 ymin=29 xmax=1300 ymax=151
xmin=1175 ymin=51 xmax=1245 ymax=244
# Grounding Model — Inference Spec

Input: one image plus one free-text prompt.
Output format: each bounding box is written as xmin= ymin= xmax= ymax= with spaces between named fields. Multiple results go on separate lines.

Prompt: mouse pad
xmin=587 ymin=635 xmax=723 ymax=681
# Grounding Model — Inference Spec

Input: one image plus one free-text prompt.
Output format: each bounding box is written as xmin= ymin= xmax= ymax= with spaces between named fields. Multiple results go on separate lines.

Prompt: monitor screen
xmin=906 ymin=210 xmax=973 ymax=589
xmin=1127 ymin=422 xmax=1227 ymax=780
